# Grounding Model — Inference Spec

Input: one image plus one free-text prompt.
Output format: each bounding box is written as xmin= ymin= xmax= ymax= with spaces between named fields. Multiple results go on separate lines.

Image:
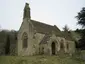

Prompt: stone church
xmin=17 ymin=3 xmax=75 ymax=56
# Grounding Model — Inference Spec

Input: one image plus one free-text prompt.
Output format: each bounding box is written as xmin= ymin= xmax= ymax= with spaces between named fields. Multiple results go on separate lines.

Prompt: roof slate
xmin=30 ymin=19 xmax=74 ymax=41
xmin=31 ymin=19 xmax=63 ymax=37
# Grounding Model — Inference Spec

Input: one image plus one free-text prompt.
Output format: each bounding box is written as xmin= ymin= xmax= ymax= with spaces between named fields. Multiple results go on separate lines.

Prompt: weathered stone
xmin=23 ymin=3 xmax=30 ymax=19
xmin=17 ymin=3 xmax=75 ymax=56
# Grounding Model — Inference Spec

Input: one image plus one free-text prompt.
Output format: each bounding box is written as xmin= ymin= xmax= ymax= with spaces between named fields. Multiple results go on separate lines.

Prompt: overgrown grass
xmin=0 ymin=55 xmax=85 ymax=64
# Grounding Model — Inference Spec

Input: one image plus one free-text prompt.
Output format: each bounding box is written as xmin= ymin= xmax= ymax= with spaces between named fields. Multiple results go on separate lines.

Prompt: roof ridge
xmin=31 ymin=19 xmax=54 ymax=27
xmin=30 ymin=19 xmax=63 ymax=36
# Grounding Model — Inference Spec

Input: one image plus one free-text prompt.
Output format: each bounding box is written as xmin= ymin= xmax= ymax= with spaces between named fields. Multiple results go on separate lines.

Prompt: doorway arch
xmin=51 ymin=42 xmax=56 ymax=55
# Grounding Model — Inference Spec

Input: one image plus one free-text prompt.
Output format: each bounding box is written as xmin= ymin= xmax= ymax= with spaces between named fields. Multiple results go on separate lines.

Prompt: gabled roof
xmin=30 ymin=19 xmax=74 ymax=41
xmin=31 ymin=19 xmax=63 ymax=37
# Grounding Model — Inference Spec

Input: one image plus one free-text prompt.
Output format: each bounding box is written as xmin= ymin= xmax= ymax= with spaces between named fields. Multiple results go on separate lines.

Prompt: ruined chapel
xmin=17 ymin=3 xmax=75 ymax=56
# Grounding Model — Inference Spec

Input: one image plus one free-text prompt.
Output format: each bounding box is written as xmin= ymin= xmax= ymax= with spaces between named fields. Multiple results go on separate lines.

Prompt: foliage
xmin=76 ymin=7 xmax=85 ymax=28
xmin=76 ymin=7 xmax=85 ymax=50
xmin=78 ymin=29 xmax=85 ymax=49
xmin=5 ymin=34 xmax=10 ymax=55
xmin=75 ymin=29 xmax=85 ymax=49
xmin=0 ymin=29 xmax=17 ymax=55
xmin=63 ymin=25 xmax=69 ymax=32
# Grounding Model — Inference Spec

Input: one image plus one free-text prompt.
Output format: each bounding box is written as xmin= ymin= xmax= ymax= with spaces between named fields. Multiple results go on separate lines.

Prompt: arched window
xmin=60 ymin=42 xmax=64 ymax=48
xmin=22 ymin=32 xmax=28 ymax=48
xmin=60 ymin=40 xmax=64 ymax=49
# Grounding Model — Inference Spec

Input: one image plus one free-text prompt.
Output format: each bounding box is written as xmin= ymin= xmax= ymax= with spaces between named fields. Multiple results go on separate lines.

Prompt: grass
xmin=0 ymin=55 xmax=85 ymax=64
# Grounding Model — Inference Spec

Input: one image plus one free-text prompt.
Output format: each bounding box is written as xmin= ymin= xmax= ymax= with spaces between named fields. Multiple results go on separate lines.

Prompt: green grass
xmin=0 ymin=55 xmax=85 ymax=64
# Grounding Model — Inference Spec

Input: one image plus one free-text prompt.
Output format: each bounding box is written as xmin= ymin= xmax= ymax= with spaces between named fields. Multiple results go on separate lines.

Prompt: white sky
xmin=0 ymin=0 xmax=85 ymax=30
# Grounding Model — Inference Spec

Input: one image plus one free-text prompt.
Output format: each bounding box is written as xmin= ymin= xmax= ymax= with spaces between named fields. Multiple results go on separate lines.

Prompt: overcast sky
xmin=0 ymin=0 xmax=85 ymax=30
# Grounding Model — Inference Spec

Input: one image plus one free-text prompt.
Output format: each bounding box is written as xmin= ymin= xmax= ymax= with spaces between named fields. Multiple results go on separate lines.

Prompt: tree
xmin=76 ymin=7 xmax=85 ymax=49
xmin=76 ymin=7 xmax=85 ymax=28
xmin=5 ymin=34 xmax=10 ymax=55
xmin=63 ymin=25 xmax=69 ymax=32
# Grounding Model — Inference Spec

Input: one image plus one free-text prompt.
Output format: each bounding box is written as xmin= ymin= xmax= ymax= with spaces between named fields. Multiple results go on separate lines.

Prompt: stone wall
xmin=39 ymin=34 xmax=75 ymax=55
xmin=17 ymin=18 xmax=33 ymax=56
xmin=33 ymin=33 xmax=45 ymax=54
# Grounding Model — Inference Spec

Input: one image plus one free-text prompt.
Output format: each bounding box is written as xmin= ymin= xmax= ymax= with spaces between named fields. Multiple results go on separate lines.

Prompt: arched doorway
xmin=51 ymin=42 xmax=56 ymax=55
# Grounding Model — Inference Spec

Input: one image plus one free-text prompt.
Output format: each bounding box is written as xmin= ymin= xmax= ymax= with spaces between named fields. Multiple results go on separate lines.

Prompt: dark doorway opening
xmin=51 ymin=42 xmax=55 ymax=55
